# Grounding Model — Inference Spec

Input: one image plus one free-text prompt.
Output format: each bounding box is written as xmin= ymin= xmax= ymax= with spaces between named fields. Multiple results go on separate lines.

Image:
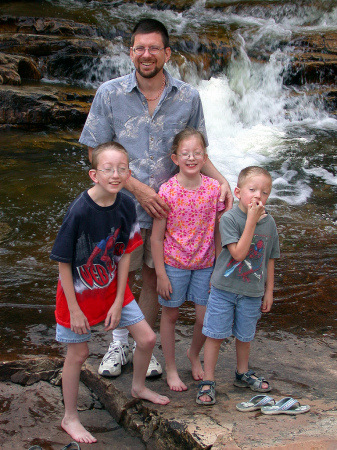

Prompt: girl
xmin=151 ymin=128 xmax=225 ymax=391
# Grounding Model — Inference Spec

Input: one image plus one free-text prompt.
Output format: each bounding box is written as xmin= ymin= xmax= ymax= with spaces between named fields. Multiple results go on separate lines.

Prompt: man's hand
xmin=127 ymin=177 xmax=170 ymax=219
xmin=219 ymin=180 xmax=234 ymax=212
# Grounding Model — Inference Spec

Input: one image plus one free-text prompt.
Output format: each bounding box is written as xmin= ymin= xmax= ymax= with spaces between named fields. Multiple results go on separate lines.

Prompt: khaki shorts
xmin=129 ymin=228 xmax=155 ymax=272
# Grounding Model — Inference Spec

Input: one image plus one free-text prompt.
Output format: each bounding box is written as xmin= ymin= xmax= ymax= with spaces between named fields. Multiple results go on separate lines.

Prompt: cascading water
xmin=0 ymin=0 xmax=336 ymax=359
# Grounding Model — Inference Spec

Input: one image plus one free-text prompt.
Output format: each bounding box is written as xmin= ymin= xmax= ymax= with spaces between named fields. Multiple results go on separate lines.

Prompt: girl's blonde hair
xmin=171 ymin=127 xmax=207 ymax=155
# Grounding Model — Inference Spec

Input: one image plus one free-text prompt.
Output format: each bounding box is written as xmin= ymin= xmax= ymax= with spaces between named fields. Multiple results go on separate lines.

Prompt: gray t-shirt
xmin=79 ymin=69 xmax=207 ymax=229
xmin=211 ymin=205 xmax=280 ymax=297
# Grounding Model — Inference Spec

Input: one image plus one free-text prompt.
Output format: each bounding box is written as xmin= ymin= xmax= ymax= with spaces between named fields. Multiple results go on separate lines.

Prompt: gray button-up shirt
xmin=79 ymin=69 xmax=208 ymax=228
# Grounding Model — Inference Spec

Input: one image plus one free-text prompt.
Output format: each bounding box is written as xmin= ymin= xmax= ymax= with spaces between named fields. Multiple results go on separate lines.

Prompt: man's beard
xmin=136 ymin=65 xmax=162 ymax=79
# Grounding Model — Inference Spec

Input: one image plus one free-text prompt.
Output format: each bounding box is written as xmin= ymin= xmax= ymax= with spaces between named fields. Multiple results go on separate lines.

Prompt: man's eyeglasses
xmin=132 ymin=46 xmax=165 ymax=55
xmin=176 ymin=151 xmax=205 ymax=160
xmin=97 ymin=167 xmax=128 ymax=176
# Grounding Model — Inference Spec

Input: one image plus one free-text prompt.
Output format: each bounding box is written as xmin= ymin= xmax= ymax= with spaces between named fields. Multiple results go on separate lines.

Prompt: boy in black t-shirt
xmin=51 ymin=142 xmax=169 ymax=444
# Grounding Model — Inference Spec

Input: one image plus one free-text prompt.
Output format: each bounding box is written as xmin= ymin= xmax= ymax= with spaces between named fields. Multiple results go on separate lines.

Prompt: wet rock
xmin=0 ymin=52 xmax=41 ymax=84
xmin=0 ymin=84 xmax=93 ymax=127
xmin=0 ymin=16 xmax=106 ymax=85
xmin=0 ymin=357 xmax=63 ymax=385
xmin=0 ymin=15 xmax=97 ymax=37
xmin=285 ymin=32 xmax=337 ymax=86
xmin=0 ymin=379 xmax=144 ymax=450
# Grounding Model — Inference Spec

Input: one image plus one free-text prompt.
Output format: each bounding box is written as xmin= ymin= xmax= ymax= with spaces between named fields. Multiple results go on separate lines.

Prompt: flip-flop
xmin=236 ymin=394 xmax=275 ymax=412
xmin=261 ymin=397 xmax=310 ymax=415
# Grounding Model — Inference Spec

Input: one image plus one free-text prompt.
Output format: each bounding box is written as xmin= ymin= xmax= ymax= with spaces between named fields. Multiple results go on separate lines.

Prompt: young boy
xmin=50 ymin=142 xmax=169 ymax=444
xmin=196 ymin=166 xmax=280 ymax=405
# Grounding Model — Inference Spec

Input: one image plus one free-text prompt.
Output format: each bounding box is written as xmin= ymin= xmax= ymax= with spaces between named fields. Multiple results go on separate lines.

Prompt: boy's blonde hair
xmin=237 ymin=166 xmax=272 ymax=188
xmin=91 ymin=142 xmax=129 ymax=169
xmin=171 ymin=127 xmax=207 ymax=155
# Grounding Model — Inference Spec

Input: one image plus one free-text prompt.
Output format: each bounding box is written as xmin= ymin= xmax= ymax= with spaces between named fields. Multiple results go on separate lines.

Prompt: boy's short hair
xmin=91 ymin=142 xmax=129 ymax=169
xmin=237 ymin=166 xmax=272 ymax=187
xmin=131 ymin=18 xmax=169 ymax=48
xmin=171 ymin=127 xmax=207 ymax=155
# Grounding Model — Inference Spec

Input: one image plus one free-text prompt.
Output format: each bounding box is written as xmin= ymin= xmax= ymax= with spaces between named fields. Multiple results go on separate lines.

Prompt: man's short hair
xmin=131 ymin=18 xmax=169 ymax=48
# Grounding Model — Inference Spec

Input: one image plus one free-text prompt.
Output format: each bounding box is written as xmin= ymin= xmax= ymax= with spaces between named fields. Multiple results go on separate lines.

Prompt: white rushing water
xmin=196 ymin=47 xmax=337 ymax=205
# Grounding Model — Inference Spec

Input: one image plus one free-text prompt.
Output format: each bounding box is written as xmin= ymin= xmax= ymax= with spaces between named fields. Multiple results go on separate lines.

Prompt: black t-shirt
xmin=50 ymin=190 xmax=142 ymax=327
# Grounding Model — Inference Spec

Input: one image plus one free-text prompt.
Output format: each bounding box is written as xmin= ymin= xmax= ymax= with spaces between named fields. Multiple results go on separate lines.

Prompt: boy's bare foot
xmin=187 ymin=348 xmax=204 ymax=381
xmin=131 ymin=386 xmax=170 ymax=405
xmin=166 ymin=370 xmax=188 ymax=391
xmin=61 ymin=416 xmax=97 ymax=444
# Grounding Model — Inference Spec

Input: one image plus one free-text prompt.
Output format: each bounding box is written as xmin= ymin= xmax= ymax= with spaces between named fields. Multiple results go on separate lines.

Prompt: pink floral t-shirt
xmin=158 ymin=174 xmax=225 ymax=270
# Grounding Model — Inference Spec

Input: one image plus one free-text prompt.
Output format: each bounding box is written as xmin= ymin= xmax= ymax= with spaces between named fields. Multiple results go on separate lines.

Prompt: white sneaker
xmin=98 ymin=340 xmax=131 ymax=377
xmin=132 ymin=343 xmax=162 ymax=378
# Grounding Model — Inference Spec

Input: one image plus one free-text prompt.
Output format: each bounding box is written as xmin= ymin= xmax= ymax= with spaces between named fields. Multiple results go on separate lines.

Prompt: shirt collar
xmin=126 ymin=68 xmax=178 ymax=94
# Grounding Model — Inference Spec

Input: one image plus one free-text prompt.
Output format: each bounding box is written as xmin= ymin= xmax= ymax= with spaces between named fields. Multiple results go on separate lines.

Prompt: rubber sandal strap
xmin=60 ymin=443 xmax=81 ymax=450
xmin=198 ymin=380 xmax=216 ymax=388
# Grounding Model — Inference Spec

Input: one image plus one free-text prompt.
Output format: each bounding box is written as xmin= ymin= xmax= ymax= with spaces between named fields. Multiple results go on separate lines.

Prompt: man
xmin=79 ymin=18 xmax=233 ymax=378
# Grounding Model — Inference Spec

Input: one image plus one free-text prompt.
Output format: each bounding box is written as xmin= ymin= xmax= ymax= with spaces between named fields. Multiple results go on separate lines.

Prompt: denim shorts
xmin=202 ymin=286 xmax=262 ymax=342
xmin=158 ymin=264 xmax=213 ymax=308
xmin=56 ymin=299 xmax=145 ymax=343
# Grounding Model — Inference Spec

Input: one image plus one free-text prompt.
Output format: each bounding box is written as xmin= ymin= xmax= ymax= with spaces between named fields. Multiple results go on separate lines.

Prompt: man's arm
xmin=214 ymin=211 xmax=222 ymax=259
xmin=201 ymin=158 xmax=233 ymax=211
xmin=88 ymin=147 xmax=94 ymax=163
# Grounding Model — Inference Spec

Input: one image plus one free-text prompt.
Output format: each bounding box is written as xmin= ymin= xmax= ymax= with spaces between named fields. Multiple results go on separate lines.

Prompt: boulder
xmin=0 ymin=53 xmax=40 ymax=84
xmin=0 ymin=84 xmax=93 ymax=127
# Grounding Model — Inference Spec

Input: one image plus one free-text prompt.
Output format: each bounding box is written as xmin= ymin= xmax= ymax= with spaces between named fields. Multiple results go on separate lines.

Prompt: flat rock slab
xmin=1 ymin=327 xmax=337 ymax=449
xmin=0 ymin=379 xmax=145 ymax=449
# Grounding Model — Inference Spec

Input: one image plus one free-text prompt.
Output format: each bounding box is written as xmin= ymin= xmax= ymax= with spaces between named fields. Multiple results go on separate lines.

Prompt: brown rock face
xmin=0 ymin=84 xmax=94 ymax=127
xmin=0 ymin=53 xmax=41 ymax=84
xmin=285 ymin=32 xmax=337 ymax=85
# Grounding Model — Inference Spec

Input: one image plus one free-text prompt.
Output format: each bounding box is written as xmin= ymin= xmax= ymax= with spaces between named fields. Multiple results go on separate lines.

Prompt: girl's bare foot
xmin=61 ymin=416 xmax=97 ymax=444
xmin=166 ymin=370 xmax=188 ymax=391
xmin=131 ymin=386 xmax=170 ymax=405
xmin=187 ymin=348 xmax=204 ymax=381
